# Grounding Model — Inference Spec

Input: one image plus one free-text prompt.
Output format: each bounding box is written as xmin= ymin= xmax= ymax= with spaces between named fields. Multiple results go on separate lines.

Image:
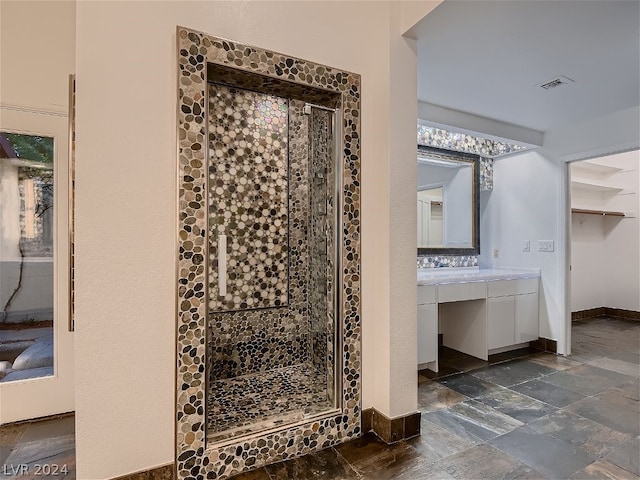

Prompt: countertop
xmin=417 ymin=267 xmax=541 ymax=286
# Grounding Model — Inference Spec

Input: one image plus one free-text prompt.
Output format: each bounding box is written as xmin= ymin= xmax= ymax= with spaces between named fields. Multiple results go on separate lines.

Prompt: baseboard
xmin=530 ymin=337 xmax=558 ymax=354
xmin=603 ymin=307 xmax=640 ymax=321
xmin=572 ymin=307 xmax=640 ymax=321
xmin=361 ymin=408 xmax=421 ymax=444
xmin=110 ymin=464 xmax=174 ymax=480
xmin=571 ymin=307 xmax=606 ymax=320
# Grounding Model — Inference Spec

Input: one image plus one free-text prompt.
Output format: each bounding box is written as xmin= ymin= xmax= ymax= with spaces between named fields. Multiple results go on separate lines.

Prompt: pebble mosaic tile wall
xmin=206 ymin=89 xmax=308 ymax=383
xmin=177 ymin=27 xmax=361 ymax=480
xmin=208 ymin=84 xmax=290 ymax=312
xmin=480 ymin=157 xmax=493 ymax=191
xmin=417 ymin=125 xmax=527 ymax=158
xmin=417 ymin=255 xmax=478 ymax=269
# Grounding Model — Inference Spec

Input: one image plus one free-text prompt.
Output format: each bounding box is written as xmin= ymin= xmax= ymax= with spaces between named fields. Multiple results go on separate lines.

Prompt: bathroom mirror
xmin=417 ymin=146 xmax=479 ymax=255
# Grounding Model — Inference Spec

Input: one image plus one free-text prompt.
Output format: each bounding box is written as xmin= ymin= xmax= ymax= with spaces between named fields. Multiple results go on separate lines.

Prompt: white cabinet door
xmin=487 ymin=296 xmax=515 ymax=349
xmin=417 ymin=303 xmax=437 ymax=365
xmin=516 ymin=293 xmax=539 ymax=343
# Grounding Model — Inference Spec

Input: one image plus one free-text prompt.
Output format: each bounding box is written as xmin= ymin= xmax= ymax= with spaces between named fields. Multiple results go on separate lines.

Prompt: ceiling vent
xmin=538 ymin=75 xmax=575 ymax=90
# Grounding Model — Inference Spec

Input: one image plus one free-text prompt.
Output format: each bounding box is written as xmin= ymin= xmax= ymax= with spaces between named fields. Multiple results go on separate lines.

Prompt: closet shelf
xmin=571 ymin=161 xmax=623 ymax=176
xmin=571 ymin=208 xmax=625 ymax=217
xmin=571 ymin=179 xmax=624 ymax=194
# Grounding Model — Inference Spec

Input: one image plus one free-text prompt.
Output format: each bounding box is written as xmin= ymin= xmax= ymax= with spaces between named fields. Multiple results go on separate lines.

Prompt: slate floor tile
xmin=526 ymin=352 xmax=582 ymax=371
xmin=381 ymin=461 xmax=456 ymax=480
xmin=566 ymin=363 xmax=634 ymax=383
xmin=614 ymin=378 xmax=640 ymax=401
xmin=565 ymin=389 xmax=640 ymax=436
xmin=437 ymin=372 xmax=502 ymax=398
xmin=472 ymin=360 xmax=556 ymax=387
xmin=440 ymin=444 xmax=546 ymax=480
xmin=232 ymin=468 xmax=273 ymax=480
xmin=489 ymin=425 xmax=594 ymax=479
xmin=265 ymin=447 xmax=359 ymax=480
xmin=0 ymin=424 xmax=26 ymax=448
xmin=527 ymin=410 xmax=631 ymax=458
xmin=510 ymin=378 xmax=586 ymax=407
xmin=476 ymin=387 xmax=557 ymax=424
xmin=569 ymin=459 xmax=639 ymax=479
xmin=19 ymin=415 xmax=74 ymax=443
xmin=425 ymin=400 xmax=523 ymax=443
xmin=409 ymin=417 xmax=476 ymax=462
xmin=605 ymin=435 xmax=640 ymax=475
xmin=543 ymin=370 xmax=618 ymax=396
xmin=334 ymin=433 xmax=422 ymax=480
xmin=418 ymin=380 xmax=468 ymax=413
xmin=585 ymin=357 xmax=640 ymax=377
xmin=3 ymin=434 xmax=75 ymax=479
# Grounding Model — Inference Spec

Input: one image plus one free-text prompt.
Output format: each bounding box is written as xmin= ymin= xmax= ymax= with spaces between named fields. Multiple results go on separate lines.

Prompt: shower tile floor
xmin=207 ymin=364 xmax=333 ymax=442
xmin=1 ymin=315 xmax=637 ymax=479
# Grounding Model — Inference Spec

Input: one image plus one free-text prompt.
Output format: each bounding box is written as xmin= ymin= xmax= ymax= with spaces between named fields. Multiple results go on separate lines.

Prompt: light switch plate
xmin=522 ymin=240 xmax=530 ymax=252
xmin=538 ymin=240 xmax=554 ymax=252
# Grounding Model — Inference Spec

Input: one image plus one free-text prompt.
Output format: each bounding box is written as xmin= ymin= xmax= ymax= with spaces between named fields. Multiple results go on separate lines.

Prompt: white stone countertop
xmin=417 ymin=267 xmax=541 ymax=286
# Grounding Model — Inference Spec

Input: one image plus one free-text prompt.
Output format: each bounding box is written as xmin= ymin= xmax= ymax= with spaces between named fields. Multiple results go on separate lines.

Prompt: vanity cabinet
xmin=487 ymin=278 xmax=539 ymax=349
xmin=417 ymin=286 xmax=438 ymax=371
xmin=417 ymin=270 xmax=540 ymax=371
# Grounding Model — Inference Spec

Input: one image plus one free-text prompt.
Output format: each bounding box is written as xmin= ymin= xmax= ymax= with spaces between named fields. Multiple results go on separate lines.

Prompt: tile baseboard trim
xmin=603 ymin=307 xmax=640 ymax=320
xmin=110 ymin=464 xmax=174 ymax=480
xmin=572 ymin=307 xmax=640 ymax=321
xmin=530 ymin=337 xmax=558 ymax=354
xmin=361 ymin=408 xmax=421 ymax=444
xmin=571 ymin=307 xmax=606 ymax=320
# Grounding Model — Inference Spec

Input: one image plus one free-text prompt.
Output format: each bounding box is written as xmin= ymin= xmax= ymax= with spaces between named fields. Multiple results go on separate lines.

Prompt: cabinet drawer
xmin=417 ymin=285 xmax=437 ymax=304
xmin=487 ymin=278 xmax=538 ymax=298
xmin=437 ymin=282 xmax=486 ymax=303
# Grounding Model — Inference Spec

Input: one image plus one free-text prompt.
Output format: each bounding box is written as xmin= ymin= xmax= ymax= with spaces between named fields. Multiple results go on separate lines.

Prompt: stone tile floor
xmin=0 ymin=414 xmax=74 ymax=479
xmin=0 ymin=315 xmax=637 ymax=479
xmin=236 ymin=316 xmax=639 ymax=479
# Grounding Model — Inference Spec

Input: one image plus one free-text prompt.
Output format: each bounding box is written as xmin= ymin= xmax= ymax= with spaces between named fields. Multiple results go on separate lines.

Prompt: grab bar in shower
xmin=218 ymin=234 xmax=227 ymax=297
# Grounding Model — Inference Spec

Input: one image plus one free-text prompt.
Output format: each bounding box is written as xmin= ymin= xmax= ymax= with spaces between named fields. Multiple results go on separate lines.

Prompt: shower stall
xmin=176 ymin=28 xmax=362 ymax=479
xmin=206 ymin=81 xmax=340 ymax=443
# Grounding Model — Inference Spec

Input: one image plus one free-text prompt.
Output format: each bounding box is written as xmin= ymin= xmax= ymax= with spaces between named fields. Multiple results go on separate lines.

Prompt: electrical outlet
xmin=538 ymin=240 xmax=554 ymax=252
xmin=493 ymin=248 xmax=499 ymax=259
xmin=522 ymin=240 xmax=530 ymax=252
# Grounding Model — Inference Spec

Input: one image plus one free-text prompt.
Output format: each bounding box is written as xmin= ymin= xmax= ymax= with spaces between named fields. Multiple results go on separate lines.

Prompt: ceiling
xmin=414 ymin=0 xmax=640 ymax=133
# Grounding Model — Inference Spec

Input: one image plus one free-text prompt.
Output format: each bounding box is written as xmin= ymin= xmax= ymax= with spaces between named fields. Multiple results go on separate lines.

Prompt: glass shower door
xmin=206 ymin=82 xmax=339 ymax=443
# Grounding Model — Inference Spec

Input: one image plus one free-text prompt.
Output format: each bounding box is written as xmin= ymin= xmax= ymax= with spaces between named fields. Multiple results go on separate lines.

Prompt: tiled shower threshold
xmin=207 ymin=363 xmax=334 ymax=443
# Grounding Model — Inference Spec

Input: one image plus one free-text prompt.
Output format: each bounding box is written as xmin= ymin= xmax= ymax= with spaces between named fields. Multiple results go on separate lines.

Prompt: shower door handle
xmin=218 ymin=234 xmax=227 ymax=297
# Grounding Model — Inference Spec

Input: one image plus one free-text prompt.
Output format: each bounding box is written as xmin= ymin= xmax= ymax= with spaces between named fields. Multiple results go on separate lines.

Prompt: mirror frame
xmin=417 ymin=145 xmax=480 ymax=256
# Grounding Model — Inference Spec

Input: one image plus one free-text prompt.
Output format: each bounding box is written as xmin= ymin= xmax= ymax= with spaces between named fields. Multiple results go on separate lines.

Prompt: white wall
xmin=570 ymin=214 xmax=605 ymax=310
xmin=75 ymin=2 xmax=428 ymax=478
xmin=479 ymin=150 xmax=566 ymax=345
xmin=571 ymin=150 xmax=640 ymax=312
xmin=0 ymin=1 xmax=76 ymax=112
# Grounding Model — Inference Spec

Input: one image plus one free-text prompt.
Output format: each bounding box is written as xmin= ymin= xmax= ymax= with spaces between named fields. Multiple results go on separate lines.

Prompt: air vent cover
xmin=538 ymin=75 xmax=575 ymax=90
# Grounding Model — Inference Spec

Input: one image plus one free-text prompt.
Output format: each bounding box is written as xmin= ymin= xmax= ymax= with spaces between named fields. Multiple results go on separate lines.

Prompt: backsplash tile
xmin=417 ymin=256 xmax=478 ymax=269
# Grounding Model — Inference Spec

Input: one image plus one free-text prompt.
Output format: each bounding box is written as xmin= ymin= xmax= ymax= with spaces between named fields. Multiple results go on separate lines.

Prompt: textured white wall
xmin=75 ymin=2 xmax=430 ymax=477
xmin=479 ymin=150 xmax=566 ymax=345
xmin=0 ymin=1 xmax=76 ymax=112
